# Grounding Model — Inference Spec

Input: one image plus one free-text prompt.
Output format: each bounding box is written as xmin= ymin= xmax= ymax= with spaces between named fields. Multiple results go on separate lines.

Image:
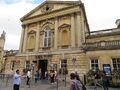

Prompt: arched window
xmin=44 ymin=28 xmax=51 ymax=47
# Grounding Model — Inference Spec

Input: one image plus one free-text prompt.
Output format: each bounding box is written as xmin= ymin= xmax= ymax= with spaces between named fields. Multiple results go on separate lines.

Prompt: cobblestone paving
xmin=0 ymin=75 xmax=120 ymax=90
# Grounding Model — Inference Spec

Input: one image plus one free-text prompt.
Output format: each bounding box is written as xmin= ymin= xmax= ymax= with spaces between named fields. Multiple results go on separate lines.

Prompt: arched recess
xmin=58 ymin=24 xmax=71 ymax=48
xmin=61 ymin=30 xmax=70 ymax=46
xmin=27 ymin=30 xmax=36 ymax=51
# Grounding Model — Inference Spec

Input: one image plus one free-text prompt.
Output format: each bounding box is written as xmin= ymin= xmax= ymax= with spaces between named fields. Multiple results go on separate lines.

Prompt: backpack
xmin=79 ymin=80 xmax=87 ymax=90
xmin=82 ymin=84 xmax=86 ymax=90
xmin=75 ymin=80 xmax=82 ymax=90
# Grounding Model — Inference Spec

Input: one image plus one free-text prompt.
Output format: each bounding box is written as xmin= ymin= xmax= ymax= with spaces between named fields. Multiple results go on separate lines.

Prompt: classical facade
xmin=4 ymin=0 xmax=120 ymax=76
xmin=0 ymin=31 xmax=5 ymax=72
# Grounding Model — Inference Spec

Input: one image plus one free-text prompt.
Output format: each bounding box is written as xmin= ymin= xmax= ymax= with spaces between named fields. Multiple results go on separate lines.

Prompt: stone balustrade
xmin=82 ymin=40 xmax=120 ymax=51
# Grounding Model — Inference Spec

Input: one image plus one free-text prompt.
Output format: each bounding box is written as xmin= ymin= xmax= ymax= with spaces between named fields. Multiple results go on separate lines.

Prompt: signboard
xmin=103 ymin=64 xmax=111 ymax=75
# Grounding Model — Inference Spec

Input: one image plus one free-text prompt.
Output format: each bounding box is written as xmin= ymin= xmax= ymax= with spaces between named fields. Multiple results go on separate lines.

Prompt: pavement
xmin=0 ymin=77 xmax=120 ymax=90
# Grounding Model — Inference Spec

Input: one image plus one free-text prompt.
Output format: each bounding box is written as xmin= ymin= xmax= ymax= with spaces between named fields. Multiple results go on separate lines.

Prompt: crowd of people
xmin=13 ymin=69 xmax=59 ymax=90
xmin=12 ymin=69 xmax=109 ymax=90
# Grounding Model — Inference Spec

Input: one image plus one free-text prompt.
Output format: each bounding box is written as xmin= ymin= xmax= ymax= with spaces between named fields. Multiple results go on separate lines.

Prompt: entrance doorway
xmin=38 ymin=60 xmax=48 ymax=79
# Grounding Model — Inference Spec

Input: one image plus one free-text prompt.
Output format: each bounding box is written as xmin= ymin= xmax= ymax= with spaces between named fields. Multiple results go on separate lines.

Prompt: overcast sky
xmin=0 ymin=0 xmax=120 ymax=50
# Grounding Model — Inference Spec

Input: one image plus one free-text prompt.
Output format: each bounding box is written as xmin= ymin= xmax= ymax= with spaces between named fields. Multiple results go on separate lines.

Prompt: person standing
xmin=75 ymin=72 xmax=84 ymax=90
xmin=70 ymin=73 xmax=77 ymax=90
xmin=102 ymin=71 xmax=109 ymax=90
xmin=34 ymin=70 xmax=39 ymax=83
xmin=26 ymin=70 xmax=31 ymax=85
xmin=13 ymin=69 xmax=21 ymax=90
xmin=50 ymin=70 xmax=55 ymax=84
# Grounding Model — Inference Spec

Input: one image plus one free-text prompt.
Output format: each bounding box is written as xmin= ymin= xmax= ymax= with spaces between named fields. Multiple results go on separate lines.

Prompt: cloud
xmin=25 ymin=0 xmax=43 ymax=4
xmin=5 ymin=34 xmax=20 ymax=50
xmin=1 ymin=0 xmax=120 ymax=50
xmin=0 ymin=1 xmax=39 ymax=50
xmin=0 ymin=0 xmax=21 ymax=4
xmin=82 ymin=0 xmax=120 ymax=31
xmin=0 ymin=0 xmax=44 ymax=4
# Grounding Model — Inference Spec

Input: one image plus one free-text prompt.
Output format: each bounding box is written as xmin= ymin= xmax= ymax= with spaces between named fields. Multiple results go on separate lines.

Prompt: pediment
xmin=58 ymin=23 xmax=71 ymax=29
xmin=21 ymin=1 xmax=81 ymax=21
xmin=28 ymin=30 xmax=36 ymax=34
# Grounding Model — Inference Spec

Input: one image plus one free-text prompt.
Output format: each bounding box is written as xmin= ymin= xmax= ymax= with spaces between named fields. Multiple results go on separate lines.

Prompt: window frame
xmin=43 ymin=29 xmax=51 ymax=47
xmin=90 ymin=58 xmax=99 ymax=70
xmin=112 ymin=58 xmax=120 ymax=70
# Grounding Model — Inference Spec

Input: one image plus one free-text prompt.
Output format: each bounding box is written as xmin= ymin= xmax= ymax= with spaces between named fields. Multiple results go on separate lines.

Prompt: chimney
xmin=115 ymin=19 xmax=120 ymax=28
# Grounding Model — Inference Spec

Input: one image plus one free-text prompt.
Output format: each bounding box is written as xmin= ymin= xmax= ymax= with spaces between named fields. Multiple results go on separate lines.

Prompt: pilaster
xmin=23 ymin=25 xmax=28 ymax=52
xmin=19 ymin=26 xmax=25 ymax=53
xmin=76 ymin=12 xmax=82 ymax=47
xmin=71 ymin=13 xmax=75 ymax=48
xmin=54 ymin=17 xmax=58 ymax=49
xmin=35 ymin=22 xmax=40 ymax=52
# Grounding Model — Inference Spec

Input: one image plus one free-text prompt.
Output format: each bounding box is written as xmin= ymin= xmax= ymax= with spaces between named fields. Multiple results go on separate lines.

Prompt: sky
xmin=0 ymin=0 xmax=120 ymax=50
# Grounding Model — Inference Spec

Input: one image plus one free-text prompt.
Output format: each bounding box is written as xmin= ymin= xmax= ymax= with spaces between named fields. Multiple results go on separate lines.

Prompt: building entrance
xmin=38 ymin=60 xmax=48 ymax=79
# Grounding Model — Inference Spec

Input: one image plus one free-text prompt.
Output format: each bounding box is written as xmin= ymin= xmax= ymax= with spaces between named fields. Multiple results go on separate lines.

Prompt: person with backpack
xmin=70 ymin=73 xmax=77 ymax=90
xmin=75 ymin=72 xmax=86 ymax=90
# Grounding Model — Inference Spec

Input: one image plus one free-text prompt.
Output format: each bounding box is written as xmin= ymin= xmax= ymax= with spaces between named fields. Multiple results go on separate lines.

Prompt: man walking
xmin=13 ymin=69 xmax=21 ymax=90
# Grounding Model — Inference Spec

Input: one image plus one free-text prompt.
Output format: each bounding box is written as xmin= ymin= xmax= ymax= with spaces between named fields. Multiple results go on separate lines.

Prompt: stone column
xmin=23 ymin=25 xmax=28 ymax=52
xmin=76 ymin=12 xmax=82 ymax=47
xmin=54 ymin=17 xmax=58 ymax=49
xmin=19 ymin=25 xmax=25 ymax=53
xmin=71 ymin=13 xmax=75 ymax=48
xmin=35 ymin=22 xmax=40 ymax=52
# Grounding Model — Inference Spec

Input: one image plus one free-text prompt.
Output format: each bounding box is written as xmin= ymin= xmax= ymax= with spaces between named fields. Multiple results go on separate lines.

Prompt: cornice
xmin=86 ymin=31 xmax=120 ymax=39
xmin=16 ymin=48 xmax=84 ymax=56
xmin=21 ymin=1 xmax=81 ymax=21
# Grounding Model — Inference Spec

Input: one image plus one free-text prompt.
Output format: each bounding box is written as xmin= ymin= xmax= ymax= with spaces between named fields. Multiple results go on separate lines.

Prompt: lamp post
xmin=31 ymin=64 xmax=35 ymax=79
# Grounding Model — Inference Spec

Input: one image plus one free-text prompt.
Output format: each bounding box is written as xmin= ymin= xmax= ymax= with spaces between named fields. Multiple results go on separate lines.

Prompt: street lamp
xmin=31 ymin=64 xmax=35 ymax=79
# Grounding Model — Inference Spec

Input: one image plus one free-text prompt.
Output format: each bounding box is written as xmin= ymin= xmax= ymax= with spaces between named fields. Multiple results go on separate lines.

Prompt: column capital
xmin=76 ymin=12 xmax=81 ymax=16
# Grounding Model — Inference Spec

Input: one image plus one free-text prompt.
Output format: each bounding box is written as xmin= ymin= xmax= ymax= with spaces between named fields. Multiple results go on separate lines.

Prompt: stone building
xmin=4 ymin=0 xmax=120 ymax=77
xmin=0 ymin=31 xmax=5 ymax=72
xmin=3 ymin=50 xmax=20 ymax=74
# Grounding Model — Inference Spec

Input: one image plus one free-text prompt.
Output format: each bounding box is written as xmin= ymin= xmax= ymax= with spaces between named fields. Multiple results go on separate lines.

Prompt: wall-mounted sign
xmin=103 ymin=64 xmax=111 ymax=75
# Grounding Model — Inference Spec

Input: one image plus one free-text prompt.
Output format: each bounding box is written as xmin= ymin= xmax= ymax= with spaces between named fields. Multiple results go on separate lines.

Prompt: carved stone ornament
xmin=58 ymin=24 xmax=71 ymax=30
xmin=41 ymin=4 xmax=54 ymax=13
xmin=28 ymin=30 xmax=36 ymax=34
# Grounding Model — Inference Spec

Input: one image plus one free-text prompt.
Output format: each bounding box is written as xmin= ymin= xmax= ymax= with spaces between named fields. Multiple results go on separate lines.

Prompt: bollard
xmin=64 ymin=74 xmax=66 ymax=87
xmin=6 ymin=74 xmax=9 ymax=86
xmin=56 ymin=79 xmax=58 ymax=90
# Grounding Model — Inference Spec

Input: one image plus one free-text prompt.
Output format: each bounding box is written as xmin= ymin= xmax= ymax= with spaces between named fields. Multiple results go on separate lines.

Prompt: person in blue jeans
xmin=35 ymin=71 xmax=39 ymax=83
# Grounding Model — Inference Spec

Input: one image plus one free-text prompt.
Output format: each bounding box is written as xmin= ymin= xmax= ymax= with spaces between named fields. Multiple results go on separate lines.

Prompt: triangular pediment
xmin=21 ymin=1 xmax=81 ymax=21
xmin=58 ymin=23 xmax=71 ymax=29
xmin=28 ymin=30 xmax=36 ymax=34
